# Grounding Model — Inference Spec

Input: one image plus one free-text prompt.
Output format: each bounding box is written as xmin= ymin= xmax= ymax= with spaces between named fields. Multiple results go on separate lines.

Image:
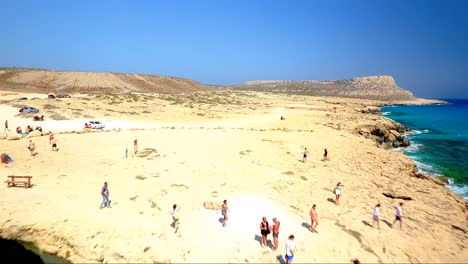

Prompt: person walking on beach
xmin=28 ymin=140 xmax=36 ymax=156
xmin=372 ymin=203 xmax=381 ymax=229
xmin=323 ymin=148 xmax=328 ymax=160
xmin=309 ymin=204 xmax=319 ymax=232
xmin=4 ymin=120 xmax=9 ymax=131
xmin=272 ymin=217 xmax=281 ymax=251
xmin=172 ymin=204 xmax=180 ymax=233
xmin=260 ymin=217 xmax=270 ymax=247
xmin=100 ymin=182 xmax=111 ymax=209
xmin=221 ymin=200 xmax=229 ymax=227
xmin=285 ymin=235 xmax=295 ymax=264
xmin=334 ymin=182 xmax=343 ymax=205
xmin=302 ymin=147 xmax=309 ymax=163
xmin=391 ymin=203 xmax=403 ymax=229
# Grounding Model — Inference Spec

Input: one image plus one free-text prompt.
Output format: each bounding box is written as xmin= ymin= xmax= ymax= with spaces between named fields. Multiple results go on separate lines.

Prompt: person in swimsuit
xmin=221 ymin=200 xmax=229 ymax=227
xmin=51 ymin=138 xmax=58 ymax=151
xmin=272 ymin=217 xmax=281 ymax=251
xmin=302 ymin=147 xmax=309 ymax=163
xmin=372 ymin=203 xmax=381 ymax=229
xmin=172 ymin=204 xmax=180 ymax=233
xmin=323 ymin=148 xmax=328 ymax=160
xmin=391 ymin=202 xmax=403 ymax=229
xmin=285 ymin=235 xmax=295 ymax=264
xmin=28 ymin=140 xmax=36 ymax=156
xmin=309 ymin=204 xmax=319 ymax=232
xmin=49 ymin=131 xmax=54 ymax=145
xmin=260 ymin=217 xmax=270 ymax=247
xmin=334 ymin=182 xmax=343 ymax=205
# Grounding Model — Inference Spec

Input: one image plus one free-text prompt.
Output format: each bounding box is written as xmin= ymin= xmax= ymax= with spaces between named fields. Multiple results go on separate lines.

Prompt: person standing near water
xmin=272 ymin=217 xmax=281 ymax=251
xmin=100 ymin=182 xmax=111 ymax=208
xmin=4 ymin=120 xmax=9 ymax=131
xmin=172 ymin=204 xmax=180 ymax=233
xmin=285 ymin=235 xmax=295 ymax=264
xmin=372 ymin=203 xmax=381 ymax=229
xmin=391 ymin=203 xmax=403 ymax=229
xmin=221 ymin=200 xmax=229 ymax=227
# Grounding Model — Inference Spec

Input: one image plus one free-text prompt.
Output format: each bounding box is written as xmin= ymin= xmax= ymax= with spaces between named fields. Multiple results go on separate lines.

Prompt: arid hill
xmin=0 ymin=68 xmax=207 ymax=94
xmin=231 ymin=76 xmax=415 ymax=101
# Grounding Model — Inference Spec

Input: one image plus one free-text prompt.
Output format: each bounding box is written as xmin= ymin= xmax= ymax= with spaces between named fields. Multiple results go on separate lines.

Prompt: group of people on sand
xmin=302 ymin=147 xmax=328 ymax=163
xmin=26 ymin=131 xmax=58 ymax=156
xmin=373 ymin=202 xmax=404 ymax=229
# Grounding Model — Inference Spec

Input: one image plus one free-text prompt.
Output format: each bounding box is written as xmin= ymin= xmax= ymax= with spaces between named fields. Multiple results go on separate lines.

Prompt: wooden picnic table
xmin=7 ymin=175 xmax=32 ymax=188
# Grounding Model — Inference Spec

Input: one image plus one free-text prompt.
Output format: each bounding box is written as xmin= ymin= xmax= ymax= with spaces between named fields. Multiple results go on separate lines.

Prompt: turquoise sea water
xmin=381 ymin=99 xmax=468 ymax=199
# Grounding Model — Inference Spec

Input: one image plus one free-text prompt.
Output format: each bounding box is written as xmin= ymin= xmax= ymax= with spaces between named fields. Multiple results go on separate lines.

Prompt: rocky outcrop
xmin=236 ymin=76 xmax=415 ymax=101
xmin=357 ymin=121 xmax=410 ymax=148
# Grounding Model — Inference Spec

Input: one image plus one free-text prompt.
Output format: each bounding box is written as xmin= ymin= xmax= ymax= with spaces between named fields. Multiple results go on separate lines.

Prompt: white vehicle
xmin=89 ymin=121 xmax=105 ymax=129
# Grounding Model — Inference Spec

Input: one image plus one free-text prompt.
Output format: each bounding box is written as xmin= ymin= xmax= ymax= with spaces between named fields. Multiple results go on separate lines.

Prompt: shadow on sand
xmin=361 ymin=220 xmax=372 ymax=227
xmin=276 ymin=254 xmax=286 ymax=264
xmin=327 ymin=197 xmax=335 ymax=204
xmin=254 ymin=234 xmax=274 ymax=249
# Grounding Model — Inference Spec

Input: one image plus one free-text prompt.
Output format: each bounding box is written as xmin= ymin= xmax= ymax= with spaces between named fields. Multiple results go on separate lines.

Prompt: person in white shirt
xmin=372 ymin=203 xmax=381 ymax=229
xmin=285 ymin=235 xmax=295 ymax=263
xmin=391 ymin=203 xmax=403 ymax=229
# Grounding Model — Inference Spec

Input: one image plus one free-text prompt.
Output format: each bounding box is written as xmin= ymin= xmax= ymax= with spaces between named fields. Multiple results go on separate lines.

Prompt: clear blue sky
xmin=2 ymin=0 xmax=467 ymax=98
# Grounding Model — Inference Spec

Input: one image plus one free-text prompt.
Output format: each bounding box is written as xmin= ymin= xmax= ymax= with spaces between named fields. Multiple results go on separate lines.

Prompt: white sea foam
xmin=382 ymin=111 xmax=391 ymax=116
xmin=447 ymin=184 xmax=468 ymax=199
xmin=401 ymin=143 xmax=423 ymax=153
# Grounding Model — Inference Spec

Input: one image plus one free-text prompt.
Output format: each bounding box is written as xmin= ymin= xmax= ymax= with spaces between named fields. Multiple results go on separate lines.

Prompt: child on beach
xmin=391 ymin=203 xmax=403 ymax=229
xmin=372 ymin=203 xmax=381 ymax=229
xmin=334 ymin=182 xmax=343 ymax=205
xmin=172 ymin=204 xmax=180 ymax=233
xmin=302 ymin=147 xmax=309 ymax=163
xmin=260 ymin=217 xmax=270 ymax=247
xmin=221 ymin=200 xmax=229 ymax=227
xmin=309 ymin=204 xmax=319 ymax=232
xmin=285 ymin=235 xmax=295 ymax=264
xmin=323 ymin=148 xmax=328 ymax=160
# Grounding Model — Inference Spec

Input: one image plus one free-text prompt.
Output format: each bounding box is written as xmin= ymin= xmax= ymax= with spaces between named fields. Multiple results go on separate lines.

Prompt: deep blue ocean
xmin=381 ymin=99 xmax=468 ymax=199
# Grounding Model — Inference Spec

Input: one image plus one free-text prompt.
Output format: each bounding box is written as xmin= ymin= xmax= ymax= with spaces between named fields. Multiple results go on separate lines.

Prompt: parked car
xmin=48 ymin=94 xmax=56 ymax=99
xmin=17 ymin=97 xmax=28 ymax=101
xmin=89 ymin=121 xmax=105 ymax=129
xmin=19 ymin=107 xmax=39 ymax=113
xmin=57 ymin=93 xmax=71 ymax=98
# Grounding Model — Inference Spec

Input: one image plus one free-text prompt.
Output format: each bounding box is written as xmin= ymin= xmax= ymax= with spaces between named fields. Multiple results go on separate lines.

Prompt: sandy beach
xmin=0 ymin=90 xmax=466 ymax=263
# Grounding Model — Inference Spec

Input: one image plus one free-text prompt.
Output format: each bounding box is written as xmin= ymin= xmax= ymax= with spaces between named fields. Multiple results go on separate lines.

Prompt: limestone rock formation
xmin=236 ymin=76 xmax=415 ymax=101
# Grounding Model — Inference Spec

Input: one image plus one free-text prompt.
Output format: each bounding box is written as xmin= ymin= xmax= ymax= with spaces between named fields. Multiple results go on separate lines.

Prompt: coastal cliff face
xmin=237 ymin=76 xmax=415 ymax=101
xmin=0 ymin=68 xmax=207 ymax=94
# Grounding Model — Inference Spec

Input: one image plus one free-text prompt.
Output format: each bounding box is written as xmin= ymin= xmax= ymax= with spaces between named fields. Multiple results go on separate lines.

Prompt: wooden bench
xmin=7 ymin=176 xmax=32 ymax=188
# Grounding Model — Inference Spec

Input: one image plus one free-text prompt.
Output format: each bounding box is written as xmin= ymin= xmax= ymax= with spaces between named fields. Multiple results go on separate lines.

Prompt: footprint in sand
xmin=135 ymin=175 xmax=147 ymax=180
xmin=129 ymin=195 xmax=138 ymax=201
